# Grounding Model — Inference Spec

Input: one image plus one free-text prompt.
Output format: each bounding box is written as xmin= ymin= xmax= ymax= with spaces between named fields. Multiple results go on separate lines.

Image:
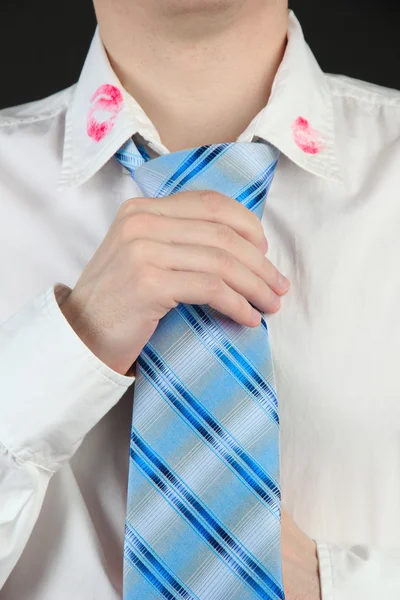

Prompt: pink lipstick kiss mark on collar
xmin=87 ymin=84 xmax=124 ymax=142
xmin=292 ymin=117 xmax=324 ymax=155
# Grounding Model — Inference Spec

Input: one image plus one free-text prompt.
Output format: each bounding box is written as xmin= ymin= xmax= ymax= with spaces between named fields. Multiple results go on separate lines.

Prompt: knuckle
xmin=118 ymin=197 xmax=140 ymax=217
xmin=133 ymin=212 xmax=154 ymax=232
xmin=255 ymin=219 xmax=266 ymax=242
xmin=129 ymin=239 xmax=151 ymax=262
xmin=118 ymin=198 xmax=134 ymax=216
xmin=202 ymin=274 xmax=222 ymax=295
xmin=119 ymin=212 xmax=154 ymax=240
xmin=215 ymin=223 xmax=233 ymax=246
xmin=214 ymin=248 xmax=234 ymax=272
xmin=199 ymin=190 xmax=225 ymax=215
xmin=117 ymin=215 xmax=136 ymax=242
xmin=247 ymin=211 xmax=265 ymax=241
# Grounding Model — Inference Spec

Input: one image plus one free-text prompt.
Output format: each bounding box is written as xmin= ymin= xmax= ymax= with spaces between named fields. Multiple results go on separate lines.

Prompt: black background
xmin=1 ymin=0 xmax=400 ymax=109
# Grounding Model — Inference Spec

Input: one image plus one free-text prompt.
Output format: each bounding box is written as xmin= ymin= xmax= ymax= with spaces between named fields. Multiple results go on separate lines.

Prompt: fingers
xmin=158 ymin=270 xmax=262 ymax=328
xmin=119 ymin=190 xmax=268 ymax=252
xmin=124 ymin=215 xmax=289 ymax=297
xmin=137 ymin=240 xmax=282 ymax=314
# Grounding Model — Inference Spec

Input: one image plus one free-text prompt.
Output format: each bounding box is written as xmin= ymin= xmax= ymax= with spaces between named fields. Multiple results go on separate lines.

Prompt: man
xmin=0 ymin=0 xmax=399 ymax=598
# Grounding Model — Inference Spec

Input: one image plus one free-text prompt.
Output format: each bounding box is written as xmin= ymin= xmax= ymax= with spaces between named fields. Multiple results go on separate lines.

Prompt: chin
xmin=155 ymin=0 xmax=245 ymax=16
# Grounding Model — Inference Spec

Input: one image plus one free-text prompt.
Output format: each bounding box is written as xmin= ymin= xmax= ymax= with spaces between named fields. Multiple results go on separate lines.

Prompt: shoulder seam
xmin=326 ymin=74 xmax=400 ymax=108
xmin=0 ymin=89 xmax=72 ymax=128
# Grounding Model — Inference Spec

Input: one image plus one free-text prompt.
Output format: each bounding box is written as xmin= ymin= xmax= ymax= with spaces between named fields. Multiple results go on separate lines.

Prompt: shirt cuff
xmin=0 ymin=284 xmax=135 ymax=472
xmin=317 ymin=542 xmax=334 ymax=600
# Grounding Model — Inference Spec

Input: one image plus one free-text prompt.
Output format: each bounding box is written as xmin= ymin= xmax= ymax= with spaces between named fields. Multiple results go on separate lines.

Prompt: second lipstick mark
xmin=292 ymin=116 xmax=324 ymax=155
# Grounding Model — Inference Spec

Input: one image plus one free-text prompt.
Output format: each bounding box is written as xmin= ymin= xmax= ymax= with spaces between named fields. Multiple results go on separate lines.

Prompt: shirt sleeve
xmin=317 ymin=541 xmax=400 ymax=599
xmin=0 ymin=284 xmax=135 ymax=588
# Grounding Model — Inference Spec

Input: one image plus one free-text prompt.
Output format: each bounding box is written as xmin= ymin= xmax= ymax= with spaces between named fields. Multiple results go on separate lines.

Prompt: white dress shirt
xmin=1 ymin=10 xmax=400 ymax=599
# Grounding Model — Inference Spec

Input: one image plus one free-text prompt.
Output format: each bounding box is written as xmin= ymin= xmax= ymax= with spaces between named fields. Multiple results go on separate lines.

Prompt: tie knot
xmin=115 ymin=140 xmax=279 ymax=220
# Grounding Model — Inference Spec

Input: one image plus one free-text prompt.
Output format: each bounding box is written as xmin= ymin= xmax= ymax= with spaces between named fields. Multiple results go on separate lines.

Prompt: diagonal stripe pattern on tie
xmin=115 ymin=139 xmax=284 ymax=600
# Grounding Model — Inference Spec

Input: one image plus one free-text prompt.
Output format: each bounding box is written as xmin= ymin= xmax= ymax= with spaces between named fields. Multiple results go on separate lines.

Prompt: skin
xmin=93 ymin=0 xmax=288 ymax=150
xmin=60 ymin=1 xmax=321 ymax=597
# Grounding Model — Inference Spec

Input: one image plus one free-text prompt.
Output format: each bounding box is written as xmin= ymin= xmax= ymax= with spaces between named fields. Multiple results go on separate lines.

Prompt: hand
xmin=281 ymin=507 xmax=321 ymax=600
xmin=60 ymin=191 xmax=290 ymax=375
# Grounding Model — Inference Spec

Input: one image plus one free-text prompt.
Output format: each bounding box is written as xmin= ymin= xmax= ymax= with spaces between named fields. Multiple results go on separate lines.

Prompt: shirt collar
xmin=57 ymin=11 xmax=342 ymax=191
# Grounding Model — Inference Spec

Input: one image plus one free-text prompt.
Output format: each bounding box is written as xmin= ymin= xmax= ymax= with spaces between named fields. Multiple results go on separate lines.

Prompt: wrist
xmin=58 ymin=291 xmax=111 ymax=369
xmin=59 ymin=293 xmax=135 ymax=377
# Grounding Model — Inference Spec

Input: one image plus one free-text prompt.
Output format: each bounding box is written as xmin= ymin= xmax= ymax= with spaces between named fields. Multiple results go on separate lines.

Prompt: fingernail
xmin=277 ymin=274 xmax=290 ymax=290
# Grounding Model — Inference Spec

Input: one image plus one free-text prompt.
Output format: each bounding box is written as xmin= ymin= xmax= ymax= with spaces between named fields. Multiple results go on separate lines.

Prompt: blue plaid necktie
xmin=115 ymin=139 xmax=284 ymax=600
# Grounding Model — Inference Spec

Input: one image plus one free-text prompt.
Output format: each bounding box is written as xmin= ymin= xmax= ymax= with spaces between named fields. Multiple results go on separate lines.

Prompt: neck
xmin=96 ymin=1 xmax=288 ymax=151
